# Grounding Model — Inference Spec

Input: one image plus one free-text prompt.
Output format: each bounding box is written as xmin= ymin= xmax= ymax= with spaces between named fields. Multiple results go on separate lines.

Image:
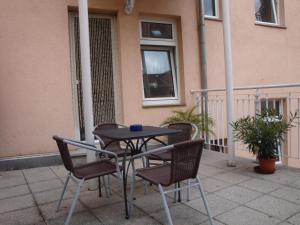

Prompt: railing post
xmin=255 ymin=89 xmax=260 ymax=114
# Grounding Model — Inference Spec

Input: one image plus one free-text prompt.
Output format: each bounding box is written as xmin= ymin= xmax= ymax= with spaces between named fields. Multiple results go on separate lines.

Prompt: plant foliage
xmin=162 ymin=106 xmax=214 ymax=136
xmin=231 ymin=110 xmax=297 ymax=159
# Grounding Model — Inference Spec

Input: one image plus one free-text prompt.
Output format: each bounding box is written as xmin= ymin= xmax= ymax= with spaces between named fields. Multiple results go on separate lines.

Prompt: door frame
xmin=68 ymin=12 xmax=123 ymax=140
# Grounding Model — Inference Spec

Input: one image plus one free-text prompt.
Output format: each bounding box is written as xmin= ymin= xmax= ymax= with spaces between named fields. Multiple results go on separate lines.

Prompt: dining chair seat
xmin=73 ymin=160 xmax=117 ymax=180
xmin=136 ymin=164 xmax=171 ymax=186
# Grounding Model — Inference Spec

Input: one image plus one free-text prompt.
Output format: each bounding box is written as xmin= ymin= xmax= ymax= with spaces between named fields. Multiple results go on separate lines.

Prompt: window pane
xmin=141 ymin=22 xmax=173 ymax=39
xmin=142 ymin=49 xmax=176 ymax=98
xmin=204 ymin=0 xmax=216 ymax=17
xmin=255 ymin=0 xmax=278 ymax=23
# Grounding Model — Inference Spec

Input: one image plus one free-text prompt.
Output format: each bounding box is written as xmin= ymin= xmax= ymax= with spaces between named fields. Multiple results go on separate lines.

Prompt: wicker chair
xmin=53 ymin=136 xmax=122 ymax=225
xmin=93 ymin=123 xmax=130 ymax=195
xmin=129 ymin=140 xmax=214 ymax=225
xmin=147 ymin=123 xmax=198 ymax=162
xmin=94 ymin=123 xmax=129 ymax=158
xmin=146 ymin=122 xmax=198 ymax=201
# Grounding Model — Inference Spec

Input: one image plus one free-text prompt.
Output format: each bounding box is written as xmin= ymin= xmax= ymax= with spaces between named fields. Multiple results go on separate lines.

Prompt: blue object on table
xmin=130 ymin=124 xmax=143 ymax=131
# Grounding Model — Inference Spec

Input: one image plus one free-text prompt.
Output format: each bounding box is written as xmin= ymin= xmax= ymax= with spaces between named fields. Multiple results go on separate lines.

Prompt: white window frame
xmin=204 ymin=0 xmax=220 ymax=19
xmin=140 ymin=18 xmax=180 ymax=106
xmin=255 ymin=0 xmax=280 ymax=26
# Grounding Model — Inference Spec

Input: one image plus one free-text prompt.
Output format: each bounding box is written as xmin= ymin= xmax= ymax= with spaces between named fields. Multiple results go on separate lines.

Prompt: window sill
xmin=142 ymin=99 xmax=185 ymax=108
xmin=255 ymin=22 xmax=286 ymax=29
xmin=204 ymin=16 xmax=222 ymax=22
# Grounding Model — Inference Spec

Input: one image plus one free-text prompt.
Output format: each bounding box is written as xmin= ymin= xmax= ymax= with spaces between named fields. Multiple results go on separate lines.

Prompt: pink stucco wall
xmin=0 ymin=0 xmax=74 ymax=157
xmin=0 ymin=0 xmax=201 ymax=157
xmin=1 ymin=0 xmax=300 ymax=159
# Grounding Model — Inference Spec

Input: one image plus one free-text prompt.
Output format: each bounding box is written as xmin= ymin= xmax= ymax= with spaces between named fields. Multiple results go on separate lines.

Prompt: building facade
xmin=0 ymin=0 xmax=299 ymax=163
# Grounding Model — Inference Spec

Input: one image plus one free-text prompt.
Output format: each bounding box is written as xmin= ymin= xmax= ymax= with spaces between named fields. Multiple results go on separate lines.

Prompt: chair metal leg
xmin=64 ymin=178 xmax=84 ymax=225
xmin=57 ymin=173 xmax=71 ymax=211
xmin=187 ymin=179 xmax=191 ymax=201
xmin=173 ymin=183 xmax=177 ymax=203
xmin=107 ymin=175 xmax=112 ymax=195
xmin=98 ymin=176 xmax=102 ymax=197
xmin=196 ymin=177 xmax=214 ymax=225
xmin=102 ymin=176 xmax=109 ymax=198
xmin=158 ymin=184 xmax=173 ymax=225
xmin=140 ymin=157 xmax=148 ymax=194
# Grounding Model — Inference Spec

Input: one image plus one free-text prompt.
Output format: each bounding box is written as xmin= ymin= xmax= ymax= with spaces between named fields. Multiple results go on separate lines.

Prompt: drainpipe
xmin=222 ymin=0 xmax=235 ymax=166
xmin=78 ymin=0 xmax=96 ymax=165
xmin=124 ymin=0 xmax=135 ymax=15
xmin=197 ymin=0 xmax=209 ymax=145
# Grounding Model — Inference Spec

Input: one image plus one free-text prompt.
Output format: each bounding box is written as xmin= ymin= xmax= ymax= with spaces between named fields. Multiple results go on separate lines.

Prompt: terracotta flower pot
xmin=258 ymin=158 xmax=276 ymax=173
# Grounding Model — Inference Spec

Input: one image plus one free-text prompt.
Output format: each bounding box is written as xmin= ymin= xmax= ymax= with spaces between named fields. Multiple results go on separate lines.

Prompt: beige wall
xmin=0 ymin=0 xmax=201 ymax=157
xmin=1 ymin=0 xmax=300 ymax=158
xmin=0 ymin=0 xmax=74 ymax=157
xmin=205 ymin=0 xmax=300 ymax=88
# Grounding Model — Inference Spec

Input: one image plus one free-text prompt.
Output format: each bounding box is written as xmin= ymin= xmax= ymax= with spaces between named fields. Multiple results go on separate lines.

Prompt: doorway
xmin=69 ymin=13 xmax=119 ymax=140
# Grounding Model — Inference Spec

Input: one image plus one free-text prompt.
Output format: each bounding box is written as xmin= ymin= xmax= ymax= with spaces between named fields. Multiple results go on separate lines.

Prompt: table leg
xmin=122 ymin=155 xmax=130 ymax=219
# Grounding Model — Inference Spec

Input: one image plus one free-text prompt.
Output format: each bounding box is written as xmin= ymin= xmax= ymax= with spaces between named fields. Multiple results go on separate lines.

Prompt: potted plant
xmin=163 ymin=106 xmax=214 ymax=137
xmin=231 ymin=110 xmax=297 ymax=173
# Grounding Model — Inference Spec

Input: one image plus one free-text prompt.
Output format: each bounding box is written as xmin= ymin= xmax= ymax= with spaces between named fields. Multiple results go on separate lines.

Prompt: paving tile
xmin=213 ymin=172 xmax=251 ymax=184
xmin=238 ymin=178 xmax=281 ymax=193
xmin=166 ymin=184 xmax=202 ymax=202
xmin=0 ymin=170 xmax=26 ymax=189
xmin=29 ymin=178 xmax=63 ymax=193
xmin=47 ymin=211 xmax=102 ymax=225
xmin=262 ymin=170 xmax=298 ymax=186
xmin=202 ymin=178 xmax=232 ymax=193
xmin=50 ymin=165 xmax=69 ymax=178
xmin=0 ymin=184 xmax=29 ymax=200
xmin=149 ymin=203 xmax=208 ymax=225
xmin=93 ymin=202 xmax=160 ymax=225
xmin=79 ymin=190 xmax=122 ymax=209
xmin=199 ymin=220 xmax=225 ymax=225
xmin=39 ymin=198 xmax=86 ymax=220
xmin=34 ymin=187 xmax=73 ymax=205
xmin=216 ymin=206 xmax=281 ymax=225
xmin=215 ymin=185 xmax=262 ymax=204
xmin=133 ymin=191 xmax=173 ymax=214
xmin=287 ymin=212 xmax=300 ymax=225
xmin=185 ymin=193 xmax=239 ymax=217
xmin=0 ymin=206 xmax=43 ymax=225
xmin=270 ymin=186 xmax=300 ymax=204
xmin=23 ymin=167 xmax=56 ymax=183
xmin=198 ymin=165 xmax=225 ymax=177
xmin=0 ymin=194 xmax=35 ymax=214
xmin=246 ymin=195 xmax=300 ymax=220
xmin=277 ymin=222 xmax=294 ymax=225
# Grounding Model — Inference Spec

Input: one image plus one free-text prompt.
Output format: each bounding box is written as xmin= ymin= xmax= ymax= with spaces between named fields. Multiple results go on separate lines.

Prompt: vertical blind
xmin=73 ymin=16 xmax=115 ymax=139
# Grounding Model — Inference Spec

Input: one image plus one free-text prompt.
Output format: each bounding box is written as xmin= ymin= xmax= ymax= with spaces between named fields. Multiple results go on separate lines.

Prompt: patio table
xmin=93 ymin=126 xmax=181 ymax=219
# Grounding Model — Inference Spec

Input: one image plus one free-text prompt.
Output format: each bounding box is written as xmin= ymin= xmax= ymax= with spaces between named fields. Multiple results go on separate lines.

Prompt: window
xmin=204 ymin=0 xmax=219 ymax=18
xmin=140 ymin=19 xmax=180 ymax=106
xmin=255 ymin=0 xmax=280 ymax=24
xmin=141 ymin=22 xmax=173 ymax=39
xmin=141 ymin=47 xmax=176 ymax=99
xmin=259 ymin=98 xmax=283 ymax=115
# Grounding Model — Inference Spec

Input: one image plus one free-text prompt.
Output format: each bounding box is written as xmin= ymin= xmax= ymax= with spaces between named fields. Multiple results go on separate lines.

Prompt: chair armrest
xmin=191 ymin=123 xmax=199 ymax=140
xmin=93 ymin=135 xmax=106 ymax=148
xmin=130 ymin=144 xmax=174 ymax=160
xmin=63 ymin=139 xmax=118 ymax=159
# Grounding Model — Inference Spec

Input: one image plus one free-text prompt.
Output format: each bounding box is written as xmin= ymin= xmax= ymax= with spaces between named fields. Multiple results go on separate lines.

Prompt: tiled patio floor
xmin=1 ymin=150 xmax=300 ymax=225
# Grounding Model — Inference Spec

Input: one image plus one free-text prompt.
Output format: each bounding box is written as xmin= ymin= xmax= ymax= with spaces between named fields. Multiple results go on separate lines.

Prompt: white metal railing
xmin=191 ymin=83 xmax=300 ymax=165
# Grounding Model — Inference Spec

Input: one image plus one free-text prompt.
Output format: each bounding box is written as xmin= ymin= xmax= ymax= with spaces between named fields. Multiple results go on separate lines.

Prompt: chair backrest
xmin=94 ymin=123 xmax=121 ymax=149
xmin=170 ymin=139 xmax=204 ymax=184
xmin=53 ymin=136 xmax=74 ymax=173
xmin=167 ymin=123 xmax=193 ymax=145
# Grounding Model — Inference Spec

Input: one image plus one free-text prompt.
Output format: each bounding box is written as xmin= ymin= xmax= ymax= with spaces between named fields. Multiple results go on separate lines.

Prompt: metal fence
xmin=191 ymin=83 xmax=300 ymax=165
